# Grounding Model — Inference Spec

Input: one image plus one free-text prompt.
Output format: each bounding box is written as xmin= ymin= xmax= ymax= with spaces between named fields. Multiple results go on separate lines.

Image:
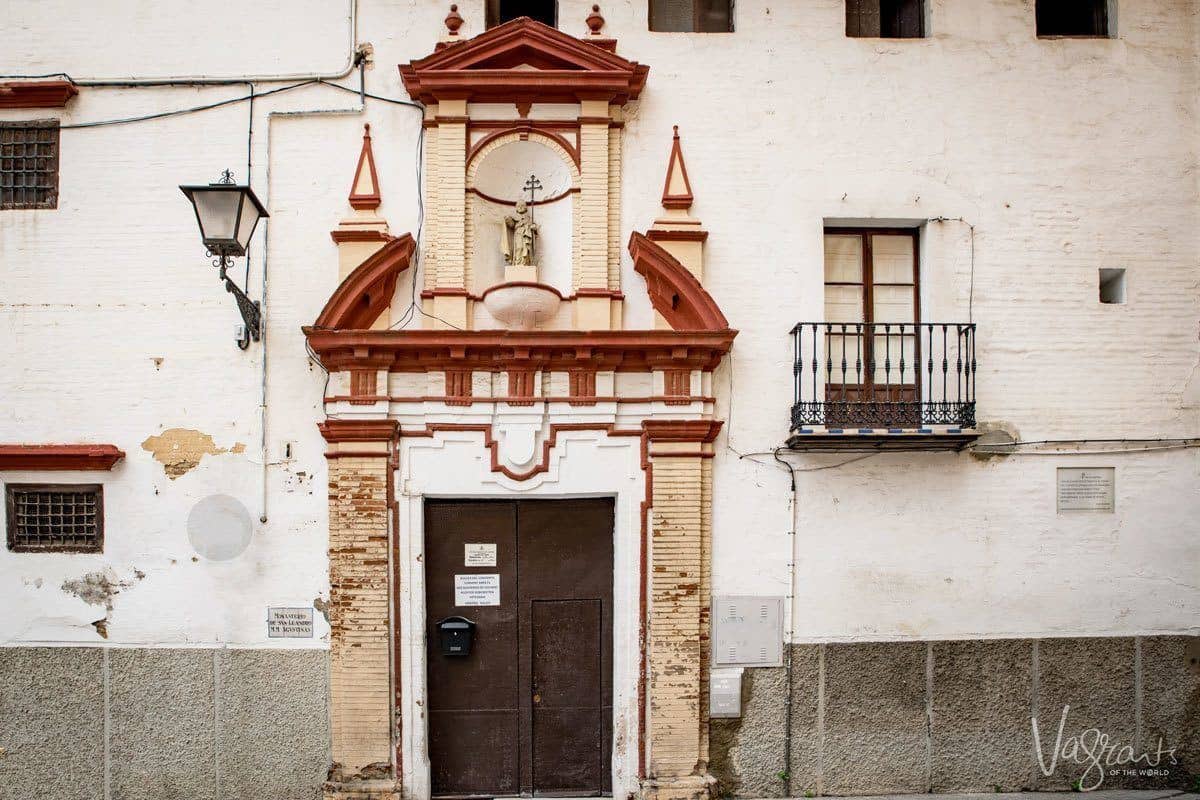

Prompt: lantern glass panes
xmin=179 ymin=180 xmax=269 ymax=257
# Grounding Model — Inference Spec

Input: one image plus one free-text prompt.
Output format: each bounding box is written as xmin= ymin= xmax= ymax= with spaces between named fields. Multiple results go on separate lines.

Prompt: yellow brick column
xmin=320 ymin=419 xmax=400 ymax=800
xmin=641 ymin=420 xmax=721 ymax=800
xmin=431 ymin=100 xmax=468 ymax=329
xmin=575 ymin=99 xmax=613 ymax=330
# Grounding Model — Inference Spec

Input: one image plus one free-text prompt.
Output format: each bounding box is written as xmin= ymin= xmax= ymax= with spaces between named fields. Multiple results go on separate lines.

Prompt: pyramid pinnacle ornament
xmin=348 ymin=123 xmax=382 ymax=211
xmin=661 ymin=125 xmax=694 ymax=211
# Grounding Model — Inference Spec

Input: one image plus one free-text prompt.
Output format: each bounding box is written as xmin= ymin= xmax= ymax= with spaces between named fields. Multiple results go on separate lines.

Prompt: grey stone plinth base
xmin=710 ymin=636 xmax=1198 ymax=798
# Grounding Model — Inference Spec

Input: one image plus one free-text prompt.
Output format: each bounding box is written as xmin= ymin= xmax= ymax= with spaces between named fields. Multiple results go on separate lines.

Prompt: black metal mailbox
xmin=435 ymin=616 xmax=476 ymax=656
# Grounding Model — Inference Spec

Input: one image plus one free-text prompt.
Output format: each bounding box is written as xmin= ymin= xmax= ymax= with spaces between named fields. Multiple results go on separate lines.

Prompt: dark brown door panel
xmin=424 ymin=498 xmax=614 ymax=797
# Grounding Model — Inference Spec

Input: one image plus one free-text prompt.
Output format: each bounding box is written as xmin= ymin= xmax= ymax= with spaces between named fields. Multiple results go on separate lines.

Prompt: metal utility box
xmin=712 ymin=596 xmax=784 ymax=667
xmin=709 ymin=667 xmax=744 ymax=718
xmin=435 ymin=616 xmax=476 ymax=656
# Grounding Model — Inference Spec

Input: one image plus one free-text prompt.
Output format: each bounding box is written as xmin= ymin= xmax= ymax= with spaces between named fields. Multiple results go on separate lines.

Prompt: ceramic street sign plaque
xmin=267 ymin=607 xmax=314 ymax=638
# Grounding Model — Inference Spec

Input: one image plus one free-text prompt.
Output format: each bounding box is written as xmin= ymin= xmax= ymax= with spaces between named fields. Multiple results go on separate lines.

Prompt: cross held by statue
xmin=523 ymin=174 xmax=543 ymax=207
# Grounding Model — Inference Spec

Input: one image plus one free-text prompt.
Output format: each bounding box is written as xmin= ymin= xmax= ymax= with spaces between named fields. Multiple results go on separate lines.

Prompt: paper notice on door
xmin=464 ymin=543 xmax=497 ymax=567
xmin=454 ymin=573 xmax=500 ymax=606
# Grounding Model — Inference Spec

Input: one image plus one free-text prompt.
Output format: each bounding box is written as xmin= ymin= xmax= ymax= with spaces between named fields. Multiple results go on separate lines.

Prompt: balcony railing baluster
xmin=790 ymin=321 xmax=977 ymax=430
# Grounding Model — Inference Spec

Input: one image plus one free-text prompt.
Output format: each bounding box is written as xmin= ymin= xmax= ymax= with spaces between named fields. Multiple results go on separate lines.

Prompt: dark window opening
xmin=649 ymin=0 xmax=733 ymax=33
xmin=487 ymin=0 xmax=557 ymax=28
xmin=1036 ymin=0 xmax=1110 ymax=37
xmin=846 ymin=0 xmax=925 ymax=38
xmin=1 ymin=120 xmax=60 ymax=210
xmin=6 ymin=484 xmax=104 ymax=553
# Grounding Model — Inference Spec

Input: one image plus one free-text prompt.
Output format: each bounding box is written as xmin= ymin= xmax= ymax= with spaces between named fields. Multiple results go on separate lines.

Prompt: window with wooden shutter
xmin=846 ymin=0 xmax=925 ymax=38
xmin=1 ymin=120 xmax=60 ymax=210
xmin=649 ymin=0 xmax=733 ymax=32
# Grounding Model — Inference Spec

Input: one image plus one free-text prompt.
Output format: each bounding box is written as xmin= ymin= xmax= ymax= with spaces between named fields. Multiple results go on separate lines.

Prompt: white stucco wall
xmin=1 ymin=0 xmax=1197 ymax=649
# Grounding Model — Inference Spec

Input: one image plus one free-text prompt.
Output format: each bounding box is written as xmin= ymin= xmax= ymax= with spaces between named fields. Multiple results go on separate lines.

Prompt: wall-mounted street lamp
xmin=179 ymin=170 xmax=269 ymax=349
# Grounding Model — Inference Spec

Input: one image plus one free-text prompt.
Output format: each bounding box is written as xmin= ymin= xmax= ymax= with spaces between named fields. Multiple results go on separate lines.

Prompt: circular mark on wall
xmin=187 ymin=494 xmax=253 ymax=561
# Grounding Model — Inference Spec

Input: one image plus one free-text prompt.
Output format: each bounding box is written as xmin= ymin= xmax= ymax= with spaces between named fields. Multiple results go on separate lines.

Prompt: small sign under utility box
xmin=710 ymin=667 xmax=744 ymax=718
xmin=712 ymin=595 xmax=784 ymax=667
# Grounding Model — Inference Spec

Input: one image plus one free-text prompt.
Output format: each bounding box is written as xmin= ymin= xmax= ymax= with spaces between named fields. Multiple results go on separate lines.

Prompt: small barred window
xmin=6 ymin=484 xmax=103 ymax=552
xmin=1 ymin=120 xmax=61 ymax=210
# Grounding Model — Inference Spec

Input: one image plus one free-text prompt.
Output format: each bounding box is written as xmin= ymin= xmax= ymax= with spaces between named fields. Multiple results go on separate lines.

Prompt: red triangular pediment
xmin=400 ymin=17 xmax=648 ymax=104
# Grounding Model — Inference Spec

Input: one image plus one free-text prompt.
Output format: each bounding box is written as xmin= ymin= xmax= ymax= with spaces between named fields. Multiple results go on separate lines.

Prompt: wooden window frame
xmin=823 ymin=227 xmax=921 ymax=422
xmin=6 ymin=483 xmax=104 ymax=553
xmin=649 ymin=0 xmax=734 ymax=33
xmin=0 ymin=119 xmax=61 ymax=210
xmin=824 ymin=226 xmax=921 ymax=329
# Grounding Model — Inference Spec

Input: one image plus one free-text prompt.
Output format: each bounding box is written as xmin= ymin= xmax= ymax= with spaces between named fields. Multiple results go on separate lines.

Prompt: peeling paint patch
xmin=140 ymin=428 xmax=248 ymax=479
xmin=313 ymin=596 xmax=330 ymax=624
xmin=61 ymin=568 xmax=144 ymax=638
xmin=61 ymin=569 xmax=131 ymax=612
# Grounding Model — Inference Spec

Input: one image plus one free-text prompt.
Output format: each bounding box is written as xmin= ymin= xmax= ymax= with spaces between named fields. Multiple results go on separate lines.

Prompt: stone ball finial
xmin=586 ymin=4 xmax=605 ymax=34
xmin=445 ymin=4 xmax=464 ymax=34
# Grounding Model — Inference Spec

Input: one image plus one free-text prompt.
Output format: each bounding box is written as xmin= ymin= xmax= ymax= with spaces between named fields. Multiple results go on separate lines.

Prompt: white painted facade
xmin=1 ymin=0 xmax=1198 ymax=662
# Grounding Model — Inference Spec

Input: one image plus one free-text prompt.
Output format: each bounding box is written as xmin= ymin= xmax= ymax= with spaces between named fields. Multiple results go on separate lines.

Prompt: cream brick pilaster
xmin=320 ymin=420 xmax=399 ymax=799
xmin=608 ymin=108 xmax=623 ymax=293
xmin=641 ymin=421 xmax=719 ymax=800
xmin=432 ymin=100 xmax=468 ymax=328
xmin=575 ymin=99 xmax=613 ymax=330
xmin=422 ymin=105 xmax=439 ymax=294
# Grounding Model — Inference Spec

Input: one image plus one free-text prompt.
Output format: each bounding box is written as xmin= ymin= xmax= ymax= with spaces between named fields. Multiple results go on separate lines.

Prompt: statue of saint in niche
xmin=502 ymin=199 xmax=539 ymax=267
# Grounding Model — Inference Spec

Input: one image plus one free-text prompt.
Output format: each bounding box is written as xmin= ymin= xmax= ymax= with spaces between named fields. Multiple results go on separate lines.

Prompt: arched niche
xmin=466 ymin=133 xmax=579 ymax=305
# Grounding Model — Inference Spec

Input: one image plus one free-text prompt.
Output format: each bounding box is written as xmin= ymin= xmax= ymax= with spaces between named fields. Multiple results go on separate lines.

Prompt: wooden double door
xmin=425 ymin=499 xmax=614 ymax=797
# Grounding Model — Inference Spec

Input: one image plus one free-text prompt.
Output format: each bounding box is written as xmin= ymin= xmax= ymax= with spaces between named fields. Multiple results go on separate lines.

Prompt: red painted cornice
xmin=314 ymin=234 xmax=416 ymax=330
xmin=643 ymin=419 xmax=723 ymax=443
xmin=301 ymin=328 xmax=736 ymax=374
xmin=0 ymin=80 xmax=78 ymax=109
xmin=0 ymin=444 xmax=124 ymax=471
xmin=628 ymin=232 xmax=728 ymax=331
xmin=399 ymin=16 xmax=648 ymax=105
xmin=318 ymin=419 xmax=399 ymax=443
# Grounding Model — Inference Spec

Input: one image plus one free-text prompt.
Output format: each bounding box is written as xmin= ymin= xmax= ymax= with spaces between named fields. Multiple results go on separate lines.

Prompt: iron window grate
xmin=6 ymin=484 xmax=103 ymax=552
xmin=1 ymin=120 xmax=61 ymax=210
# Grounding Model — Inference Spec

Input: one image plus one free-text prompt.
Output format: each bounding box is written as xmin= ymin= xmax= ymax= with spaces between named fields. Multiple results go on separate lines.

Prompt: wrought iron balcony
xmin=789 ymin=322 xmax=977 ymax=450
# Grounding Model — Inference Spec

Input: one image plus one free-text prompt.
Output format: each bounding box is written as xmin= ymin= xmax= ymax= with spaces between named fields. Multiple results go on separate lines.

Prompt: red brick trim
xmin=445 ymin=370 xmax=473 ymax=405
xmin=663 ymin=369 xmax=691 ymax=404
xmin=507 ymin=369 xmax=536 ymax=406
xmin=0 ymin=80 xmax=78 ymax=109
xmin=348 ymin=123 xmax=382 ymax=210
xmin=467 ymin=125 xmax=580 ymax=170
xmin=302 ymin=328 xmax=735 ymax=374
xmin=349 ymin=370 xmax=377 ymax=404
xmin=642 ymin=419 xmax=723 ymax=443
xmin=568 ymin=370 xmax=597 ymax=405
xmin=399 ymin=17 xmax=649 ymax=105
xmin=628 ymin=232 xmax=729 ymax=331
xmin=329 ymin=229 xmax=392 ymax=244
xmin=313 ymin=234 xmax=415 ymax=330
xmin=646 ymin=228 xmax=708 ymax=242
xmin=0 ymin=444 xmax=124 ymax=471
xmin=317 ymin=419 xmax=399 ymax=443
xmin=660 ymin=125 xmax=694 ymax=210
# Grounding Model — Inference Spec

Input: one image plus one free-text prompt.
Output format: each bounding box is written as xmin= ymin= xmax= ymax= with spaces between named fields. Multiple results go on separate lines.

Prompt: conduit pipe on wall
xmin=773 ymin=448 xmax=799 ymax=796
xmin=258 ymin=93 xmax=368 ymax=524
